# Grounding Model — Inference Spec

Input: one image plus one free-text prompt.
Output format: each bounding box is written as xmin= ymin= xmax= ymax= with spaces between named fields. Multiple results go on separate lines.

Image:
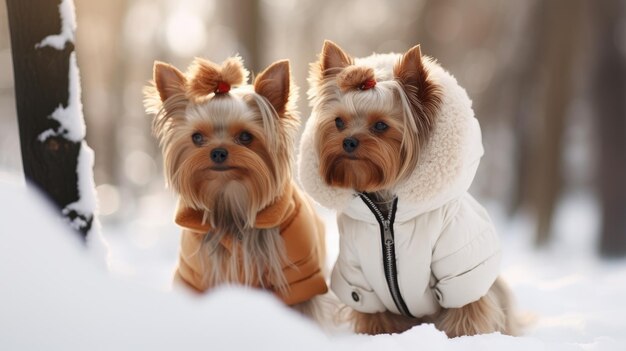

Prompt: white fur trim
xmin=298 ymin=54 xmax=484 ymax=218
xmin=297 ymin=111 xmax=355 ymax=211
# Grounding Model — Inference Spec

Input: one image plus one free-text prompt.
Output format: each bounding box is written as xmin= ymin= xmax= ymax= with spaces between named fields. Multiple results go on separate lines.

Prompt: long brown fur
xmin=434 ymin=279 xmax=518 ymax=337
xmin=316 ymin=110 xmax=405 ymax=192
xmin=186 ymin=57 xmax=248 ymax=101
xmin=310 ymin=41 xmax=516 ymax=337
xmin=393 ymin=45 xmax=442 ymax=140
xmin=337 ymin=66 xmax=376 ymax=92
xmin=310 ymin=41 xmax=443 ymax=192
xmin=145 ymin=57 xmax=316 ymax=314
xmin=349 ymin=279 xmax=518 ymax=337
xmin=351 ymin=309 xmax=428 ymax=335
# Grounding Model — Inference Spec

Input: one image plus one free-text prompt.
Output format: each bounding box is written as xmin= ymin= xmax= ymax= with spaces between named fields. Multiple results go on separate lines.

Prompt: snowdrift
xmin=0 ymin=181 xmax=622 ymax=350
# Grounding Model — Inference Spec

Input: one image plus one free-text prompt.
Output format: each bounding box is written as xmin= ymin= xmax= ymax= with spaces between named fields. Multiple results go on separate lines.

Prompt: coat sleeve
xmin=331 ymin=216 xmax=386 ymax=313
xmin=430 ymin=196 xmax=501 ymax=308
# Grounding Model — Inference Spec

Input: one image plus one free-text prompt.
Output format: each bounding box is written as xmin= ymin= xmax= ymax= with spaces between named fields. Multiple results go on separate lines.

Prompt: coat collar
xmin=174 ymin=183 xmax=295 ymax=233
xmin=299 ymin=57 xmax=484 ymax=222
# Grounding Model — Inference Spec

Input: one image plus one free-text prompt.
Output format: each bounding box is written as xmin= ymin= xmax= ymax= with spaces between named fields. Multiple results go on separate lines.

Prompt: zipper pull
xmin=382 ymin=219 xmax=390 ymax=231
xmin=382 ymin=220 xmax=393 ymax=246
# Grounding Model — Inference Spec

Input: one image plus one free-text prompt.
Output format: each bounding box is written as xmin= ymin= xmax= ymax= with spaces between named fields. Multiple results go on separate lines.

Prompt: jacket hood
xmin=298 ymin=56 xmax=484 ymax=223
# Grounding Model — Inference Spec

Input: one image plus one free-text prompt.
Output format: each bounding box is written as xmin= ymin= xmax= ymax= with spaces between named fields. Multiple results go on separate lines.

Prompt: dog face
xmin=309 ymin=41 xmax=441 ymax=192
xmin=145 ymin=57 xmax=298 ymax=230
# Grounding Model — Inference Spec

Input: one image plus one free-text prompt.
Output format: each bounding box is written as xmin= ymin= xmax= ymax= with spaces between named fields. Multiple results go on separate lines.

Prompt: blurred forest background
xmin=1 ymin=0 xmax=625 ymax=257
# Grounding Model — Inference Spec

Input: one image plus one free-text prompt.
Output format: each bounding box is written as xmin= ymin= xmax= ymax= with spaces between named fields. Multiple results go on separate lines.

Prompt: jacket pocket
xmin=330 ymin=264 xmax=386 ymax=313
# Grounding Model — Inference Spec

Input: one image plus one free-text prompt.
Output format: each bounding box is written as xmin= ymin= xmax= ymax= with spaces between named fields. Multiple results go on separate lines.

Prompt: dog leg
xmin=435 ymin=278 xmax=517 ymax=337
xmin=290 ymin=292 xmax=342 ymax=330
xmin=350 ymin=309 xmax=424 ymax=335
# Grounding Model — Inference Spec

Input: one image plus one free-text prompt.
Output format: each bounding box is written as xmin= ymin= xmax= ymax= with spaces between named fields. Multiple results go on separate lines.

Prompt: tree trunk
xmin=592 ymin=0 xmax=626 ymax=257
xmin=532 ymin=0 xmax=584 ymax=246
xmin=6 ymin=0 xmax=96 ymax=237
xmin=508 ymin=0 xmax=583 ymax=246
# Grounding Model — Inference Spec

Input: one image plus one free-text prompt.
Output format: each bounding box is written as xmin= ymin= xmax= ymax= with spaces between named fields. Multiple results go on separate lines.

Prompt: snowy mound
xmin=0 ymin=182 xmax=325 ymax=350
xmin=0 ymin=182 xmax=623 ymax=350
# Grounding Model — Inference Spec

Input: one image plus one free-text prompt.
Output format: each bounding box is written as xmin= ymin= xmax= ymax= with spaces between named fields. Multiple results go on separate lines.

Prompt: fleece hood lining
xmin=298 ymin=56 xmax=484 ymax=221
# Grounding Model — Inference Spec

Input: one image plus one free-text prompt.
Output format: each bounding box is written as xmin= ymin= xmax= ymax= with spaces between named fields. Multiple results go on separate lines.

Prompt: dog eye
xmin=191 ymin=132 xmax=204 ymax=146
xmin=335 ymin=117 xmax=345 ymax=130
xmin=373 ymin=121 xmax=388 ymax=132
xmin=237 ymin=131 xmax=253 ymax=145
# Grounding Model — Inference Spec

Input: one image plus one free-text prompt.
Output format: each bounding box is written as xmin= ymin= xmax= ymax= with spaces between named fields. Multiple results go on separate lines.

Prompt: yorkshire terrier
xmin=298 ymin=41 xmax=517 ymax=336
xmin=144 ymin=56 xmax=328 ymax=317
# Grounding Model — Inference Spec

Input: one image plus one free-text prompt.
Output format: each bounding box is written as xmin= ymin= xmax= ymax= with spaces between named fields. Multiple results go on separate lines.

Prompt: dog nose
xmin=342 ymin=137 xmax=359 ymax=153
xmin=210 ymin=148 xmax=228 ymax=163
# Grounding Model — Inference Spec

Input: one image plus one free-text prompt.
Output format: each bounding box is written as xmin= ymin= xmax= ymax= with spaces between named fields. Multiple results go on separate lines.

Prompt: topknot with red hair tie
xmin=215 ymin=81 xmax=231 ymax=94
xmin=360 ymin=79 xmax=376 ymax=90
xmin=336 ymin=66 xmax=377 ymax=92
xmin=186 ymin=56 xmax=249 ymax=100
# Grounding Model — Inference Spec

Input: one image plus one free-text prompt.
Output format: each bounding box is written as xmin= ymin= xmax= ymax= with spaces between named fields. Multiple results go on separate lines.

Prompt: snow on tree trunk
xmin=6 ymin=0 xmax=102 ymax=245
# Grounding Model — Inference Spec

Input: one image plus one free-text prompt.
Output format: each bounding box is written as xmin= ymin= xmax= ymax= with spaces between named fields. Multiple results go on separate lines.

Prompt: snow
xmin=37 ymin=52 xmax=86 ymax=143
xmin=62 ymin=140 xmax=108 ymax=260
xmin=37 ymin=52 xmax=101 ymax=238
xmin=0 ymin=181 xmax=625 ymax=350
xmin=33 ymin=0 xmax=101 ymax=242
xmin=35 ymin=0 xmax=76 ymax=50
xmin=61 ymin=142 xmax=92 ymax=228
xmin=0 ymin=181 xmax=320 ymax=350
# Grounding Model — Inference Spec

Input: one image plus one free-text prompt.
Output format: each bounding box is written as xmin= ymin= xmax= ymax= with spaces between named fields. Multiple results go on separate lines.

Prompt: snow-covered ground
xmin=1 ymin=178 xmax=625 ymax=350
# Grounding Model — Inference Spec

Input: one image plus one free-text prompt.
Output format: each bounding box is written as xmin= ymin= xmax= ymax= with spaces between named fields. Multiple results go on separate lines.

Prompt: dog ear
xmin=394 ymin=45 xmax=441 ymax=124
xmin=153 ymin=61 xmax=187 ymax=102
xmin=394 ymin=45 xmax=426 ymax=91
xmin=320 ymin=40 xmax=352 ymax=77
xmin=254 ymin=59 xmax=291 ymax=115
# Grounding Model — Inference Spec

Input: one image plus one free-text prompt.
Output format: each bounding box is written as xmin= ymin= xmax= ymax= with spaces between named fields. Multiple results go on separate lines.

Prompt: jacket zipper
xmin=358 ymin=193 xmax=414 ymax=318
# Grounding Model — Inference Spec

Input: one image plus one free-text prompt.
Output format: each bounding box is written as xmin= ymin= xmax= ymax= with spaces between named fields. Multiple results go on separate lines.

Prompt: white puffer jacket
xmin=298 ymin=55 xmax=501 ymax=317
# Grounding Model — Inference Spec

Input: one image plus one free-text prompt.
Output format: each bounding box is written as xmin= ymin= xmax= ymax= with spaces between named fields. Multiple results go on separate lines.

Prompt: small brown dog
xmin=144 ymin=56 xmax=327 ymax=316
xmin=299 ymin=41 xmax=517 ymax=336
